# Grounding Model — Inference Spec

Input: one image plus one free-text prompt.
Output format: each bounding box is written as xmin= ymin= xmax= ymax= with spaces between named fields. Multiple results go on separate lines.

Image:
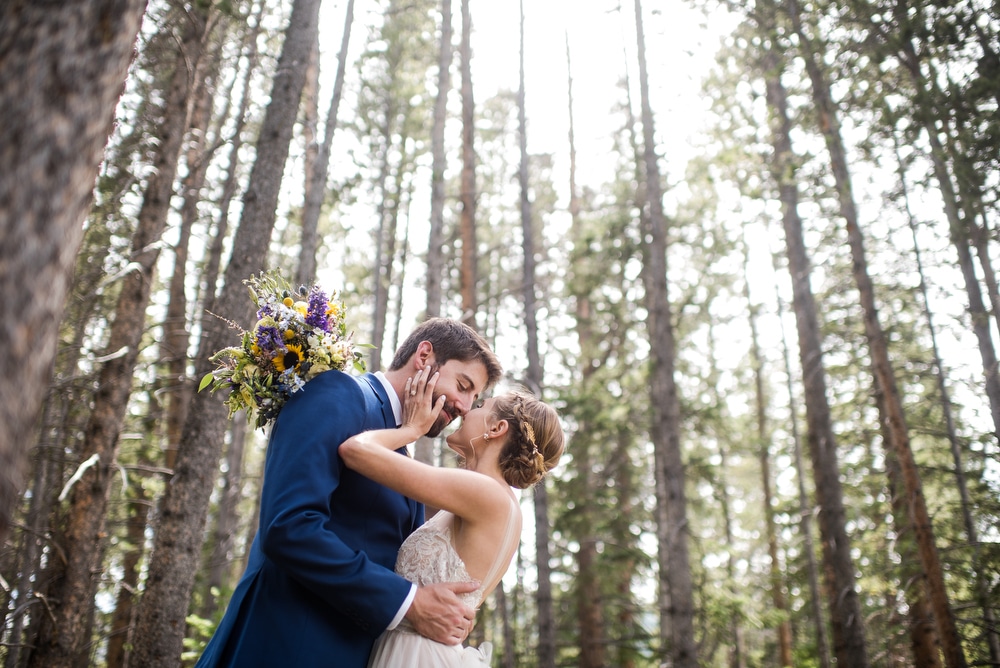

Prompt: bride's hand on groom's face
xmin=402 ymin=369 xmax=445 ymax=436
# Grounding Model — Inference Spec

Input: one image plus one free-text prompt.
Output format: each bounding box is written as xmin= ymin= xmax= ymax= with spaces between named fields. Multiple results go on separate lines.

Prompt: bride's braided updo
xmin=491 ymin=392 xmax=564 ymax=489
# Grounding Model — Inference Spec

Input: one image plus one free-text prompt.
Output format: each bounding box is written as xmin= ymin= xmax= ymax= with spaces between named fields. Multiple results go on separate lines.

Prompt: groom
xmin=196 ymin=318 xmax=503 ymax=667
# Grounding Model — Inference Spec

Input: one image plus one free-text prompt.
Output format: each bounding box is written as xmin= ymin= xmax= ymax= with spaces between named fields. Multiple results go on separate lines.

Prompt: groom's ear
xmin=413 ymin=340 xmax=435 ymax=370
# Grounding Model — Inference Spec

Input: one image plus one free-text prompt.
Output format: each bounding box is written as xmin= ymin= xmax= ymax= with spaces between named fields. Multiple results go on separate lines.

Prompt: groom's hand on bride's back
xmin=406 ymin=581 xmax=479 ymax=645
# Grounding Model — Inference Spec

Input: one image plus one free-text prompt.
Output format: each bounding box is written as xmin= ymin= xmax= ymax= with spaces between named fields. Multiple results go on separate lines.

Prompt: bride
xmin=339 ymin=369 xmax=564 ymax=667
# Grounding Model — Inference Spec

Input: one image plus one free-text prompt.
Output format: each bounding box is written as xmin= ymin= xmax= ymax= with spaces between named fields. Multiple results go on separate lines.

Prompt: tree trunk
xmin=299 ymin=29 xmax=321 ymax=284
xmin=895 ymin=131 xmax=1000 ymax=663
xmin=27 ymin=7 xmax=211 ymax=665
xmin=129 ymin=2 xmax=321 ymax=664
xmin=297 ymin=0 xmax=355 ymax=287
xmin=564 ymin=28 xmax=606 ymax=668
xmin=163 ymin=53 xmax=218 ymax=472
xmin=787 ymin=3 xmax=966 ymax=663
xmin=758 ymin=2 xmax=869 ymax=661
xmin=414 ymin=0 xmax=454 ymax=468
xmin=880 ymin=394 xmax=942 ymax=668
xmin=495 ymin=584 xmax=515 ymax=668
xmin=3 ymin=394 xmax=65 ymax=668
xmin=774 ymin=281 xmax=831 ymax=668
xmin=200 ymin=418 xmax=248 ymax=618
xmin=389 ymin=180 xmax=414 ymax=356
xmin=893 ymin=6 xmax=1000 ymax=453
xmin=201 ymin=1 xmax=264 ymax=316
xmin=616 ymin=23 xmax=668 ymax=657
xmin=369 ymin=107 xmax=404 ymax=370
xmin=611 ymin=427 xmax=639 ymax=668
xmin=742 ymin=236 xmax=794 ymax=667
xmin=723 ymin=469 xmax=747 ymax=668
xmin=633 ymin=2 xmax=698 ymax=666
xmin=514 ymin=3 xmax=558 ymax=665
xmin=105 ymin=437 xmax=153 ymax=668
xmin=458 ymin=0 xmax=477 ymax=327
xmin=0 ymin=0 xmax=145 ymax=541
xmin=426 ymin=0 xmax=453 ymax=320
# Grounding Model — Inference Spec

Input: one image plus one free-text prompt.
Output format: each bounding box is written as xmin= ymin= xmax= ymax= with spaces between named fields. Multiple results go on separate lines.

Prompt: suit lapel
xmin=358 ymin=373 xmax=396 ymax=429
xmin=357 ymin=373 xmax=421 ymax=527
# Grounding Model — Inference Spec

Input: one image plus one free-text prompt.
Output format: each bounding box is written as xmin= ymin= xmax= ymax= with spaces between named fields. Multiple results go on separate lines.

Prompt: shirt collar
xmin=373 ymin=370 xmax=402 ymax=427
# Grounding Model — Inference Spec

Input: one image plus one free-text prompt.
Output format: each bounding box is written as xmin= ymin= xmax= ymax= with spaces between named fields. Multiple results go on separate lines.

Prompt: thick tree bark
xmin=787 ymin=3 xmax=966 ymax=663
xmin=298 ymin=0 xmax=354 ymax=287
xmin=129 ymin=2 xmax=321 ymax=664
xmin=458 ymin=0 xmax=477 ymax=327
xmin=27 ymin=6 xmax=210 ymax=665
xmin=0 ymin=0 xmax=145 ymax=541
xmin=757 ymin=4 xmax=869 ymax=662
xmin=633 ymin=2 xmax=698 ymax=666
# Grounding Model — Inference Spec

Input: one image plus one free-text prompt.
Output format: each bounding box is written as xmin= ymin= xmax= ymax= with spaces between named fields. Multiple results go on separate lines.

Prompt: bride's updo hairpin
xmin=512 ymin=395 xmax=540 ymax=457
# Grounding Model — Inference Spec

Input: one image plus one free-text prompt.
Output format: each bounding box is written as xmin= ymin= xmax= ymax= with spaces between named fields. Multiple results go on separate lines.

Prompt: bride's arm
xmin=340 ymin=371 xmax=509 ymax=519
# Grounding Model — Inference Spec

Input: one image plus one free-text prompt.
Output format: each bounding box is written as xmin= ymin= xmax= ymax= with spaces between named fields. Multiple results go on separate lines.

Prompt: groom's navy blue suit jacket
xmin=196 ymin=371 xmax=422 ymax=667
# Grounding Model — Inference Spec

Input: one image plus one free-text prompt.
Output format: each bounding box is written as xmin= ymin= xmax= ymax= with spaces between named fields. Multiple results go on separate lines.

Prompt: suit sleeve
xmin=257 ymin=371 xmax=412 ymax=632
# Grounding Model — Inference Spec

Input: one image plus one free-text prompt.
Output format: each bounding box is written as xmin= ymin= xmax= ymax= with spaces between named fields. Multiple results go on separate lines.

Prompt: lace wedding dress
xmin=367 ymin=497 xmax=520 ymax=668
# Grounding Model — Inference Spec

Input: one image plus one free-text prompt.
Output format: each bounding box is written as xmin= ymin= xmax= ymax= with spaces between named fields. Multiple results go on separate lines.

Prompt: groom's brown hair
xmin=389 ymin=317 xmax=502 ymax=388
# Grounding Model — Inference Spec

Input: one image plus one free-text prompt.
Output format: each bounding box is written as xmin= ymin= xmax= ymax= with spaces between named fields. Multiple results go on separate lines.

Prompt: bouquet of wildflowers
xmin=200 ymin=272 xmax=366 ymax=429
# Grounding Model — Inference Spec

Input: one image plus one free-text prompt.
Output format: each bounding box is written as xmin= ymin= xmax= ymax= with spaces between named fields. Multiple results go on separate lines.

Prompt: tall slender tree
xmin=458 ymin=0 xmax=477 ymax=327
xmin=426 ymin=0 xmax=454 ymax=320
xmin=755 ymin=2 xmax=869 ymax=663
xmin=564 ymin=28 xmax=606 ymax=668
xmin=787 ymin=2 xmax=966 ymax=663
xmin=893 ymin=129 xmax=1000 ymax=662
xmin=773 ymin=278 xmax=831 ymax=668
xmin=130 ymin=2 xmax=323 ymax=663
xmin=887 ymin=0 xmax=1000 ymax=453
xmin=633 ymin=1 xmax=698 ymax=665
xmin=297 ymin=0 xmax=355 ymax=287
xmin=742 ymin=234 xmax=793 ymax=667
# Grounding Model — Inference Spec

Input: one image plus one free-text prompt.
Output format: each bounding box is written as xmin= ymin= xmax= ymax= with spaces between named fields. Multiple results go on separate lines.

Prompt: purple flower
xmin=255 ymin=325 xmax=285 ymax=356
xmin=305 ymin=286 xmax=330 ymax=330
xmin=257 ymin=301 xmax=278 ymax=321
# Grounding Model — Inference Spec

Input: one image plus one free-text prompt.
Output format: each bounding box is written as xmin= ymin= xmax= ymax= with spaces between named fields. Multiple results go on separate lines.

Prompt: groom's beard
xmin=424 ymin=398 xmax=459 ymax=438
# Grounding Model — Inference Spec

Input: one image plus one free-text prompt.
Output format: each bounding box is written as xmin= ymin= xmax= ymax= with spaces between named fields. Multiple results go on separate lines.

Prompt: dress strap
xmin=477 ymin=495 xmax=521 ymax=604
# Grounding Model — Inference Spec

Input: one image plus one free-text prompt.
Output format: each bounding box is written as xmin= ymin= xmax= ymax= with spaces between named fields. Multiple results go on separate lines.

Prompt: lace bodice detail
xmin=395 ymin=497 xmax=520 ymax=610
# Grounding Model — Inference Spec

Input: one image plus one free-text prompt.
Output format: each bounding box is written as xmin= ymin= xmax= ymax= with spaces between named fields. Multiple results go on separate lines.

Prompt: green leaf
xmin=198 ymin=372 xmax=216 ymax=392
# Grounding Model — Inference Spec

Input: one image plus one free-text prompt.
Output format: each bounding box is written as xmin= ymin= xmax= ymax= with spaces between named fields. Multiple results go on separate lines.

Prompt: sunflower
xmin=273 ymin=344 xmax=305 ymax=373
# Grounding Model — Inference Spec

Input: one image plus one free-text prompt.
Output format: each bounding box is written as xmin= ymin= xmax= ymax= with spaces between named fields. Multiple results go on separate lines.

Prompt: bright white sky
xmin=311 ymin=0 xmax=737 ymax=364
